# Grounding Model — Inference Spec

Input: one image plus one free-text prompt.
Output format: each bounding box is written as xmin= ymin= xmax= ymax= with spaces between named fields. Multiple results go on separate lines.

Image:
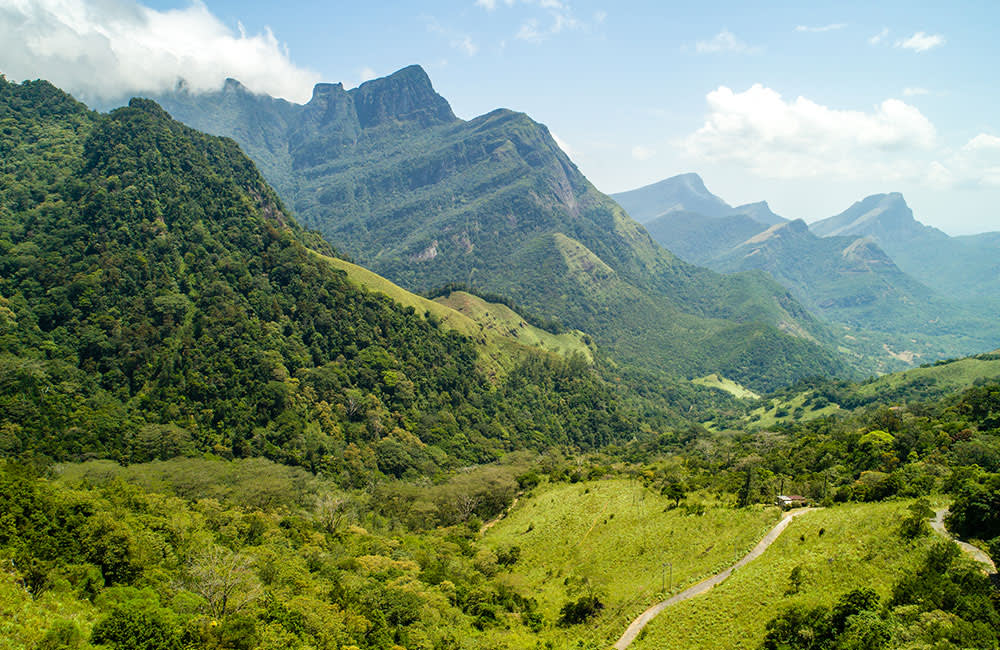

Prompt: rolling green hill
xmin=149 ymin=65 xmax=848 ymax=393
xmin=0 ymin=77 xmax=643 ymax=477
xmin=746 ymin=350 xmax=1000 ymax=428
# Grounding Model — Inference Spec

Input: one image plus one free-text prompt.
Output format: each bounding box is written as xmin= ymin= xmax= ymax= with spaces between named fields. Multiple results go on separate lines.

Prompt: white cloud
xmin=931 ymin=134 xmax=1000 ymax=189
xmin=895 ymin=31 xmax=945 ymax=52
xmin=631 ymin=145 xmax=655 ymax=161
xmin=0 ymin=0 xmax=319 ymax=104
xmin=695 ymin=29 xmax=760 ymax=54
xmin=516 ymin=18 xmax=543 ymax=42
xmin=684 ymin=84 xmax=937 ymax=181
xmin=795 ymin=23 xmax=846 ymax=33
xmin=453 ymin=35 xmax=479 ymax=55
xmin=869 ymin=27 xmax=889 ymax=45
xmin=902 ymin=87 xmax=930 ymax=96
xmin=479 ymin=0 xmax=586 ymax=42
xmin=475 ymin=0 xmax=514 ymax=9
xmin=964 ymin=133 xmax=1000 ymax=152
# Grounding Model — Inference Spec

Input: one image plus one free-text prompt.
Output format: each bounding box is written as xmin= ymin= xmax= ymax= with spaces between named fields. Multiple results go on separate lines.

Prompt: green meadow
xmin=630 ymin=501 xmax=932 ymax=650
xmin=478 ymin=479 xmax=780 ymax=648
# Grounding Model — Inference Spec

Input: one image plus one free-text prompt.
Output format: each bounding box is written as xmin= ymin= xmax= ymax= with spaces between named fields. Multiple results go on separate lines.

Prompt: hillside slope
xmin=150 ymin=66 xmax=846 ymax=391
xmin=0 ymin=77 xmax=640 ymax=476
xmin=811 ymin=193 xmax=1000 ymax=303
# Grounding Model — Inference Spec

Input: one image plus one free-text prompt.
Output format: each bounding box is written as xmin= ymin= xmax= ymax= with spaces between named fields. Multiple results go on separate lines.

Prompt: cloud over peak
xmin=0 ymin=0 xmax=319 ymax=104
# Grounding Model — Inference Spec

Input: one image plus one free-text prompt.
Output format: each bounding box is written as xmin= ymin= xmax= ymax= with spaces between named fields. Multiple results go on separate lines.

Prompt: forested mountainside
xmin=0 ymin=77 xmax=644 ymax=480
xmin=812 ymin=192 xmax=1000 ymax=304
xmin=150 ymin=65 xmax=847 ymax=392
xmin=617 ymin=175 xmax=1000 ymax=370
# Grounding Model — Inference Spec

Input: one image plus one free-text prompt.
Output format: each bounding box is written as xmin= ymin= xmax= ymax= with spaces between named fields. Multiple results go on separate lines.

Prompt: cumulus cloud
xmin=631 ymin=145 xmax=655 ymax=161
xmin=794 ymin=23 xmax=846 ymax=33
xmin=895 ymin=31 xmax=945 ymax=52
xmin=940 ymin=134 xmax=1000 ymax=188
xmin=695 ymin=29 xmax=760 ymax=54
xmin=0 ymin=0 xmax=320 ymax=104
xmin=684 ymin=84 xmax=937 ymax=180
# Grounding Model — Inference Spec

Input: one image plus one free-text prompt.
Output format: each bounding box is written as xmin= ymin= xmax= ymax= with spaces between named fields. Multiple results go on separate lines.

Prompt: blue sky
xmin=2 ymin=0 xmax=998 ymax=234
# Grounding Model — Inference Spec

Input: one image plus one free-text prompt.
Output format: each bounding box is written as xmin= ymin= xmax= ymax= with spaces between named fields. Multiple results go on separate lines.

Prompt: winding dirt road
xmin=613 ymin=507 xmax=815 ymax=650
xmin=931 ymin=508 xmax=997 ymax=574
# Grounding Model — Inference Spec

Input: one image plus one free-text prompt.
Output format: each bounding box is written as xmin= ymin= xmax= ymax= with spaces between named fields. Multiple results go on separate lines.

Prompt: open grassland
xmin=630 ymin=501 xmax=932 ymax=650
xmin=693 ymin=374 xmax=760 ymax=400
xmin=745 ymin=392 xmax=842 ymax=428
xmin=436 ymin=291 xmax=592 ymax=362
xmin=316 ymin=252 xmax=589 ymax=378
xmin=853 ymin=352 xmax=1000 ymax=400
xmin=478 ymin=479 xmax=780 ymax=649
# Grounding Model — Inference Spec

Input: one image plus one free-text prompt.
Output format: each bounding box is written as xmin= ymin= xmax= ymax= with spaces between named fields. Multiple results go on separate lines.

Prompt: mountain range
xmin=147 ymin=65 xmax=845 ymax=391
xmin=812 ymin=192 xmax=1000 ymax=304
xmin=612 ymin=175 xmax=1000 ymax=369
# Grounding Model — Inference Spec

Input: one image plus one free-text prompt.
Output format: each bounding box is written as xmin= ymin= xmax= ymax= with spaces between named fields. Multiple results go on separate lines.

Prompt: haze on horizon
xmin=2 ymin=0 xmax=997 ymax=235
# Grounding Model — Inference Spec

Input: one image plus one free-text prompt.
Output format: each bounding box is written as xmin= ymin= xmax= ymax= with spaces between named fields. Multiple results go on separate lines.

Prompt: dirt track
xmin=931 ymin=508 xmax=997 ymax=573
xmin=613 ymin=507 xmax=815 ymax=650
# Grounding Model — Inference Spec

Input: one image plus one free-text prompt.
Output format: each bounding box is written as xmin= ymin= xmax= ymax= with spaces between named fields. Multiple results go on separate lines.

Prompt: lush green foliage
xmin=761 ymin=541 xmax=999 ymax=650
xmin=0 ymin=77 xmax=642 ymax=483
xmin=0 ymin=458 xmax=552 ymax=650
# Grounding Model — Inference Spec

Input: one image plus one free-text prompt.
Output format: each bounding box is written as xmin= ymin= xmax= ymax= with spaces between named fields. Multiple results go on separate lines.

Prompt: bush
xmin=90 ymin=602 xmax=183 ymax=650
xmin=557 ymin=595 xmax=603 ymax=626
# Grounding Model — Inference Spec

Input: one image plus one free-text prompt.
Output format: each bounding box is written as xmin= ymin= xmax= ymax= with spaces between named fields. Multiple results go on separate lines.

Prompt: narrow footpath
xmin=931 ymin=508 xmax=997 ymax=574
xmin=613 ymin=507 xmax=814 ymax=650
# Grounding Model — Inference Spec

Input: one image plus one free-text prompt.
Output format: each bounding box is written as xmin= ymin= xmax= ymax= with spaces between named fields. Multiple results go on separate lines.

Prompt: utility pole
xmin=661 ymin=561 xmax=672 ymax=593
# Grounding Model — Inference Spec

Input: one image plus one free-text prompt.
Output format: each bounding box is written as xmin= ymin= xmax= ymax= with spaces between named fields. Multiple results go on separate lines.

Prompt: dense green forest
xmin=0 ymin=77 xmax=640 ymax=482
xmin=3 ymin=378 xmax=1000 ymax=649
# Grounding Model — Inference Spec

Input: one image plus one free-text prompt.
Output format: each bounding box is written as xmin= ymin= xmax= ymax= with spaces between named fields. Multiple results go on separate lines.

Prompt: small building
xmin=776 ymin=495 xmax=808 ymax=509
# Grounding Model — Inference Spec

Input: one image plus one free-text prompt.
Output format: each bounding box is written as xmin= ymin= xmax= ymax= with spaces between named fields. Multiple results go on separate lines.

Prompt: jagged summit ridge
xmin=349 ymin=64 xmax=456 ymax=128
xmin=810 ymin=192 xmax=947 ymax=243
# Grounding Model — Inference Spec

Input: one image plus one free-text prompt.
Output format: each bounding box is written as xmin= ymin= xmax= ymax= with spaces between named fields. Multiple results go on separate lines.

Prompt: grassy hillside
xmin=479 ymin=479 xmax=780 ymax=648
xmin=316 ymin=252 xmax=592 ymax=378
xmin=747 ymin=351 xmax=1000 ymax=428
xmin=631 ymin=501 xmax=934 ymax=650
xmin=853 ymin=352 xmax=1000 ymax=402
xmin=434 ymin=290 xmax=592 ymax=362
xmin=693 ymin=374 xmax=760 ymax=400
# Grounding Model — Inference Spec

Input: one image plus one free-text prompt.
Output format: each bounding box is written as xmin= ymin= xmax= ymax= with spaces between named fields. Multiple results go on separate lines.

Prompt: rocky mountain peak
xmin=348 ymin=64 xmax=456 ymax=128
